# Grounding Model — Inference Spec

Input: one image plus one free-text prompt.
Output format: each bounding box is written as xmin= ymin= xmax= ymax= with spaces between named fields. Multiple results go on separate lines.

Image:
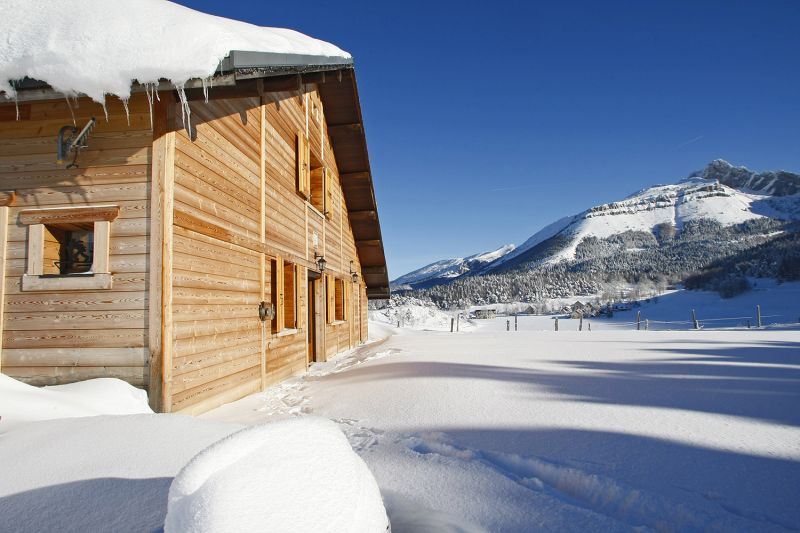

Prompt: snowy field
xmin=204 ymin=323 xmax=800 ymax=531
xmin=2 ymin=285 xmax=799 ymax=531
xmin=477 ymin=281 xmax=800 ymax=332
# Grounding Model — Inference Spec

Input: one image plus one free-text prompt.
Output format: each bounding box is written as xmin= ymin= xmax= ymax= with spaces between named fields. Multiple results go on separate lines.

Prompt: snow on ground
xmin=0 ymin=374 xmax=152 ymax=432
xmin=0 ymin=376 xmax=387 ymax=532
xmin=477 ymin=281 xmax=800 ymax=333
xmin=205 ymin=315 xmax=800 ymax=532
xmin=370 ymin=298 xmax=474 ymax=332
xmin=0 ymin=0 xmax=349 ymax=103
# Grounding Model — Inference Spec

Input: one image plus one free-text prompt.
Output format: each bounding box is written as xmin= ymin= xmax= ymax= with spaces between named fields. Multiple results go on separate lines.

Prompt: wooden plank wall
xmin=0 ymin=95 xmax=152 ymax=386
xmin=170 ymin=97 xmax=264 ymax=413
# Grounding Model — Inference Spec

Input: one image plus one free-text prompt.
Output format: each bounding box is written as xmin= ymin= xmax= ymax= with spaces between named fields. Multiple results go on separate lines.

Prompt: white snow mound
xmin=164 ymin=417 xmax=389 ymax=533
xmin=0 ymin=373 xmax=152 ymax=433
xmin=0 ymin=0 xmax=350 ymax=103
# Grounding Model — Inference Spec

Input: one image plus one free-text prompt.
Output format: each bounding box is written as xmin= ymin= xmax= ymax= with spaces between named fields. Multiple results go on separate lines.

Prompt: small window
xmin=43 ymin=223 xmax=94 ymax=275
xmin=272 ymin=257 xmax=301 ymax=334
xmin=20 ymin=205 xmax=118 ymax=291
xmin=334 ymin=278 xmax=345 ymax=322
xmin=327 ymin=276 xmax=348 ymax=324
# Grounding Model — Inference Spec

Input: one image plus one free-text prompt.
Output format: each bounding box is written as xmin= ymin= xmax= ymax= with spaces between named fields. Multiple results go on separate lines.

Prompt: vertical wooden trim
xmin=0 ymin=206 xmax=8 ymax=371
xmin=26 ymin=224 xmax=44 ymax=276
xmin=92 ymin=220 xmax=111 ymax=273
xmin=260 ymin=101 xmax=268 ymax=390
xmin=149 ymin=91 xmax=175 ymax=413
xmin=295 ymin=264 xmax=303 ymax=331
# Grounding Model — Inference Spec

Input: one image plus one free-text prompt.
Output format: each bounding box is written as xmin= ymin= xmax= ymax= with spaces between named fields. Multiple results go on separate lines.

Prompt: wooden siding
xmin=0 ymin=81 xmax=371 ymax=414
xmin=0 ymin=95 xmax=152 ymax=386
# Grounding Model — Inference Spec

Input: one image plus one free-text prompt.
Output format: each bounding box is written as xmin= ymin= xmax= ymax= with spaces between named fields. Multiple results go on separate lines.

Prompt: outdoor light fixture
xmin=349 ymin=260 xmax=359 ymax=283
xmin=315 ymin=252 xmax=327 ymax=272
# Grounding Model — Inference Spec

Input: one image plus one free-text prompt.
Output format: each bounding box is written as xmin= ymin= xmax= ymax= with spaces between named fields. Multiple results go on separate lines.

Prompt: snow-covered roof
xmin=0 ymin=0 xmax=352 ymax=103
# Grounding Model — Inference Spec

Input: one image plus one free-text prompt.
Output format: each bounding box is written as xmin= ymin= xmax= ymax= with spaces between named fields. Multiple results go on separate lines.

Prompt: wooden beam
xmin=0 ymin=191 xmax=15 ymax=207
xmin=355 ymin=239 xmax=382 ymax=247
xmin=0 ymin=205 xmax=8 ymax=371
xmin=149 ymin=91 xmax=175 ymax=413
xmin=19 ymin=205 xmax=120 ymax=225
xmin=182 ymin=79 xmax=262 ymax=101
xmin=361 ymin=265 xmax=387 ymax=275
xmin=339 ymin=171 xmax=371 ymax=181
xmin=348 ymin=210 xmax=377 ymax=222
xmin=328 ymin=123 xmax=363 ymax=135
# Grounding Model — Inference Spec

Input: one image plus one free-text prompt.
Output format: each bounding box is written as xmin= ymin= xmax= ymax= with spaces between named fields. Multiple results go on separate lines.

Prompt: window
xmin=273 ymin=257 xmax=301 ymax=334
xmin=327 ymin=275 xmax=349 ymax=324
xmin=296 ymin=134 xmax=311 ymax=199
xmin=298 ymin=132 xmax=333 ymax=219
xmin=20 ymin=205 xmax=118 ymax=291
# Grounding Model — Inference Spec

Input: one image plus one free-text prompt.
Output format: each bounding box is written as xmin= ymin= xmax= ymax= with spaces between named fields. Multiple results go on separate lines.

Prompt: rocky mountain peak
xmin=691 ymin=159 xmax=799 ymax=196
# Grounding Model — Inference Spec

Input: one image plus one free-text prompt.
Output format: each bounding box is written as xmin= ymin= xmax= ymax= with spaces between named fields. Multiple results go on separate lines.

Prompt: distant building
xmin=474 ymin=309 xmax=497 ymax=319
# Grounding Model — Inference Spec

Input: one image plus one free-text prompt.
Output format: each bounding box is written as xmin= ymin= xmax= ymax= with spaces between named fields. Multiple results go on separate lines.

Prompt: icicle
xmin=201 ymin=77 xmax=210 ymax=103
xmin=175 ymin=83 xmax=191 ymax=134
xmin=145 ymin=84 xmax=154 ymax=130
xmin=10 ymin=81 xmax=19 ymax=121
xmin=100 ymin=95 xmax=109 ymax=122
xmin=121 ymin=97 xmax=130 ymax=126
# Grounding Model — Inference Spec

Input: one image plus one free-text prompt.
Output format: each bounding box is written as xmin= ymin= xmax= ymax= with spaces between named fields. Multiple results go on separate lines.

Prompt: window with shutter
xmin=324 ymin=170 xmax=334 ymax=220
xmin=273 ymin=257 xmax=285 ymax=334
xmin=296 ymin=134 xmax=310 ymax=199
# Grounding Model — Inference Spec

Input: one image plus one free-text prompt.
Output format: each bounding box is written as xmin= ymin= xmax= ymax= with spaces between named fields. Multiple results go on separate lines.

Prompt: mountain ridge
xmin=392 ymin=160 xmax=799 ymax=291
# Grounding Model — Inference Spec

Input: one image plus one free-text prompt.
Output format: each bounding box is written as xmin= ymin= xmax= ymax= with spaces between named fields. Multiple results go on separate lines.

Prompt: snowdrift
xmin=0 ymin=374 xmax=152 ymax=432
xmin=165 ymin=417 xmax=389 ymax=533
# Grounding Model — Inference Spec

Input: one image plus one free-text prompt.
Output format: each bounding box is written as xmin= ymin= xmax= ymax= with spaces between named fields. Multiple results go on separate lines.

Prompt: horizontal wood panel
xmin=3 ymin=327 xmax=146 ymax=348
xmin=171 ymin=366 xmax=260 ymax=412
xmin=171 ymin=350 xmax=261 ymax=394
xmin=5 ymin=290 xmax=146 ymax=312
xmin=173 ymin=328 xmax=262 ymax=359
xmin=5 ymin=366 xmax=146 ymax=387
xmin=2 ymin=347 xmax=147 ymax=367
xmin=4 ymin=309 xmax=146 ymax=330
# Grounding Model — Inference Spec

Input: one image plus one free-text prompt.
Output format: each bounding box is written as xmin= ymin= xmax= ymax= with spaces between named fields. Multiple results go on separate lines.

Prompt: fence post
xmin=555 ymin=317 xmax=559 ymax=332
xmin=756 ymin=305 xmax=762 ymax=328
xmin=515 ymin=314 xmax=518 ymax=331
xmin=637 ymin=311 xmax=641 ymax=331
xmin=588 ymin=322 xmax=591 ymax=332
xmin=450 ymin=318 xmax=454 ymax=332
xmin=692 ymin=309 xmax=699 ymax=330
xmin=579 ymin=316 xmax=583 ymax=331
xmin=645 ymin=319 xmax=649 ymax=331
xmin=506 ymin=320 xmax=510 ymax=331
xmin=456 ymin=314 xmax=460 ymax=332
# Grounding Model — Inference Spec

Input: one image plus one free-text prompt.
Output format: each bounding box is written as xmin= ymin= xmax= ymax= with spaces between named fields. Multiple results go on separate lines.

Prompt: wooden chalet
xmin=0 ymin=52 xmax=389 ymax=413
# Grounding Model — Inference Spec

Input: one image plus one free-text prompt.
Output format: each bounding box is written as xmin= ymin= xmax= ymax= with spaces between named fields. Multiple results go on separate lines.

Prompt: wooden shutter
xmin=295 ymin=264 xmax=303 ymax=330
xmin=283 ymin=261 xmax=296 ymax=329
xmin=324 ymin=169 xmax=333 ymax=219
xmin=326 ymin=274 xmax=335 ymax=324
xmin=344 ymin=280 xmax=351 ymax=321
xmin=296 ymin=135 xmax=310 ymax=198
xmin=275 ymin=257 xmax=284 ymax=333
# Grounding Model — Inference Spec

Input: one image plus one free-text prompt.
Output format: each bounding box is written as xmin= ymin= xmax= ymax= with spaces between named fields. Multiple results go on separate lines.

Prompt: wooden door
xmin=307 ymin=279 xmax=316 ymax=364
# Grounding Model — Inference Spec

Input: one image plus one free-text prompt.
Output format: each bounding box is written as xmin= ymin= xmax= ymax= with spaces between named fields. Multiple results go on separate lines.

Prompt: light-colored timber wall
xmin=168 ymin=85 xmax=368 ymax=414
xmin=0 ymin=95 xmax=152 ymax=386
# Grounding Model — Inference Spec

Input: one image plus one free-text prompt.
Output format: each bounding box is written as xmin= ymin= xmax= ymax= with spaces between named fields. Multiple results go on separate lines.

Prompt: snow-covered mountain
xmin=391 ymin=244 xmax=515 ymax=289
xmin=493 ymin=160 xmax=799 ymax=271
xmin=393 ymin=160 xmax=799 ymax=290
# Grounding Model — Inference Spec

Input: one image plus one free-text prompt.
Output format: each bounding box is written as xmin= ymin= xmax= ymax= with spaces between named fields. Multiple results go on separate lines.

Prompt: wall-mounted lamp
xmin=349 ymin=260 xmax=359 ymax=283
xmin=315 ymin=252 xmax=327 ymax=272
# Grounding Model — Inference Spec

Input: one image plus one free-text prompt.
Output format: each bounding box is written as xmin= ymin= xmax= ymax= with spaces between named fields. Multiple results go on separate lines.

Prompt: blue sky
xmin=177 ymin=0 xmax=800 ymax=278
